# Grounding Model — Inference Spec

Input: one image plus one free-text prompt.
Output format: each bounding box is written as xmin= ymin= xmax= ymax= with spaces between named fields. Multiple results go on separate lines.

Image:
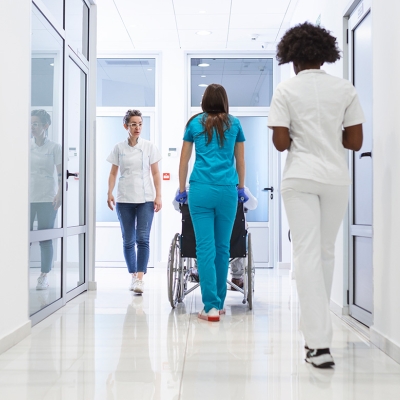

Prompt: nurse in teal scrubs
xmin=176 ymin=83 xmax=248 ymax=322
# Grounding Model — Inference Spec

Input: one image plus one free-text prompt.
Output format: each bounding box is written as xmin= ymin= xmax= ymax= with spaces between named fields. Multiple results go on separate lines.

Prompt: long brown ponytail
xmin=186 ymin=84 xmax=231 ymax=146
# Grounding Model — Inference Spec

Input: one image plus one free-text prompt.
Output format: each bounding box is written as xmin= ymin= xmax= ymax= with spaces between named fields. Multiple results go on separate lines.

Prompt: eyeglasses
xmin=31 ymin=122 xmax=43 ymax=128
xmin=127 ymin=123 xmax=143 ymax=128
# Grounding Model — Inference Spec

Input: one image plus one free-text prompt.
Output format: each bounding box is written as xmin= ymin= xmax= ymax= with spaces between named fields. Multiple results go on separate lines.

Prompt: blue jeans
xmin=188 ymin=183 xmax=237 ymax=312
xmin=30 ymin=202 xmax=58 ymax=273
xmin=116 ymin=202 xmax=154 ymax=274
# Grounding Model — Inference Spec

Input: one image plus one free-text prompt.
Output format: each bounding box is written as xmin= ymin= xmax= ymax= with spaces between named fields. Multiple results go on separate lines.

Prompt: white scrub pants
xmin=281 ymin=178 xmax=349 ymax=349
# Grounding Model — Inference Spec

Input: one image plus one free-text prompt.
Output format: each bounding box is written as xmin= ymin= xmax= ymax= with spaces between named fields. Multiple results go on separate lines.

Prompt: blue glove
xmin=237 ymin=187 xmax=249 ymax=203
xmin=175 ymin=190 xmax=188 ymax=204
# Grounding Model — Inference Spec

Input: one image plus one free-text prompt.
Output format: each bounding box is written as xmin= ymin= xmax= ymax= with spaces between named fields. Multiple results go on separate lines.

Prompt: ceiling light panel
xmin=173 ymin=0 xmax=231 ymax=15
xmin=176 ymin=14 xmax=229 ymax=30
xmin=231 ymin=0 xmax=291 ymax=14
xmin=228 ymin=28 xmax=279 ymax=42
xmin=124 ymin=14 xmax=177 ymax=31
xmin=114 ymin=0 xmax=175 ymax=15
xmin=229 ymin=14 xmax=285 ymax=30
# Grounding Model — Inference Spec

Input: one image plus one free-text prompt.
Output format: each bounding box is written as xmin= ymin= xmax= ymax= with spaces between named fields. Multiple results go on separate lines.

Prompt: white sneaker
xmin=198 ymin=308 xmax=220 ymax=322
xmin=133 ymin=279 xmax=144 ymax=294
xmin=129 ymin=276 xmax=138 ymax=291
xmin=36 ymin=274 xmax=49 ymax=290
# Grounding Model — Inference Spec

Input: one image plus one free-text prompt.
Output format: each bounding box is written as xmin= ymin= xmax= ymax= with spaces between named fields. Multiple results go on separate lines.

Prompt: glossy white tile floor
xmin=1 ymin=268 xmax=400 ymax=399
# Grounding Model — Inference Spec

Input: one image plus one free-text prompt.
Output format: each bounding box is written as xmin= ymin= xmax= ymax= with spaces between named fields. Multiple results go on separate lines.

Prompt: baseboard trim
xmin=330 ymin=300 xmax=349 ymax=317
xmin=88 ymin=281 xmax=97 ymax=291
xmin=0 ymin=321 xmax=31 ymax=355
xmin=370 ymin=326 xmax=400 ymax=364
xmin=278 ymin=262 xmax=291 ymax=270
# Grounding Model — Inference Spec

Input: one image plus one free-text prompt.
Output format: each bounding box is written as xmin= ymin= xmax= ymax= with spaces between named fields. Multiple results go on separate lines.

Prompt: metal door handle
xmin=66 ymin=170 xmax=78 ymax=179
xmin=263 ymin=187 xmax=274 ymax=192
xmin=359 ymin=152 xmax=372 ymax=159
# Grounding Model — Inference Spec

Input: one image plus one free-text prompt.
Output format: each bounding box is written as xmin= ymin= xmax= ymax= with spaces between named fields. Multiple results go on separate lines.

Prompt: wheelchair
xmin=167 ymin=203 xmax=255 ymax=310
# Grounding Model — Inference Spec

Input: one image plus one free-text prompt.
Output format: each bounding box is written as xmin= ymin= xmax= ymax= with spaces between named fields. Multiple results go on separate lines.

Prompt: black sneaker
xmin=305 ymin=348 xmax=335 ymax=368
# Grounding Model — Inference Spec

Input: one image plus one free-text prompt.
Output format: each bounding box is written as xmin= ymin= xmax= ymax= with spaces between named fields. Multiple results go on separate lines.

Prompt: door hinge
xmin=347 ymin=289 xmax=350 ymax=305
xmin=346 ymin=29 xmax=349 ymax=44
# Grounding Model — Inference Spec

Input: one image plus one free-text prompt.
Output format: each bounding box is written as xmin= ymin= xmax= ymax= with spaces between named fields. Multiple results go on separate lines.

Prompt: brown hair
xmin=186 ymin=83 xmax=231 ymax=146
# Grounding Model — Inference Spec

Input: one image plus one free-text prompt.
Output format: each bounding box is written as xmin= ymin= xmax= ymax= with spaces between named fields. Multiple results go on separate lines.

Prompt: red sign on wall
xmin=163 ymin=173 xmax=170 ymax=180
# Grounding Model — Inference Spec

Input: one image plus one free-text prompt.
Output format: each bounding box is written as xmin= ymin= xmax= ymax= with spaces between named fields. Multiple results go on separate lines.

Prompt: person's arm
xmin=151 ymin=162 xmax=162 ymax=212
xmin=272 ymin=127 xmax=291 ymax=152
xmin=178 ymin=141 xmax=193 ymax=192
xmin=342 ymin=124 xmax=363 ymax=151
xmin=107 ymin=164 xmax=119 ymax=210
xmin=234 ymin=141 xmax=245 ymax=188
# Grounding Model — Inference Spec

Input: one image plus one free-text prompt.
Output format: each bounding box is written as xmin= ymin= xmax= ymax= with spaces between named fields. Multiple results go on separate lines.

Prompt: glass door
xmin=29 ymin=0 xmax=92 ymax=325
xmin=63 ymin=54 xmax=88 ymax=302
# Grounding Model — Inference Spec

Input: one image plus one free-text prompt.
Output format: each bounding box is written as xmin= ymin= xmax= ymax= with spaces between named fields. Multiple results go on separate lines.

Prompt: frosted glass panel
xmin=66 ymin=234 xmax=85 ymax=292
xmin=96 ymin=116 xmax=151 ymax=222
xmin=237 ymin=116 xmax=269 ymax=222
xmin=191 ymin=58 xmax=273 ymax=107
xmin=97 ymin=59 xmax=156 ymax=107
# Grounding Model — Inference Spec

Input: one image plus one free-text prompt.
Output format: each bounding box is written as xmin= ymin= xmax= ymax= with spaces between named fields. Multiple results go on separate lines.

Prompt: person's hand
xmin=154 ymin=195 xmax=162 ymax=212
xmin=175 ymin=190 xmax=188 ymax=204
xmin=107 ymin=193 xmax=115 ymax=210
xmin=52 ymin=192 xmax=62 ymax=210
xmin=237 ymin=187 xmax=249 ymax=203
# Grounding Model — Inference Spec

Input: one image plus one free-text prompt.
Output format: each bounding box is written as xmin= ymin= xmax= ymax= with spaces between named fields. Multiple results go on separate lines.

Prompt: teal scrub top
xmin=183 ymin=113 xmax=245 ymax=186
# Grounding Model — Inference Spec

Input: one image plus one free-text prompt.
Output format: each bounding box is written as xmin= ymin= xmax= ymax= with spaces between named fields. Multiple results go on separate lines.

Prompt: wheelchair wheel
xmin=247 ymin=232 xmax=255 ymax=310
xmin=168 ymin=233 xmax=181 ymax=308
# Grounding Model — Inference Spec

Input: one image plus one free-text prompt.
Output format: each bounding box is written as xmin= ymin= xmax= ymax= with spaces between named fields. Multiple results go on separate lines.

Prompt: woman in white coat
xmin=269 ymin=23 xmax=364 ymax=368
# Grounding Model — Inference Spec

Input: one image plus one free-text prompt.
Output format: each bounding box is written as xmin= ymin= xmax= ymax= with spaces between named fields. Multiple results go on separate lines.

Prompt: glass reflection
xmin=66 ymin=0 xmax=90 ymax=60
xmin=29 ymin=238 xmax=62 ymax=315
xmin=191 ymin=58 xmax=273 ymax=107
xmin=107 ymin=297 xmax=159 ymax=399
xmin=66 ymin=234 xmax=85 ymax=292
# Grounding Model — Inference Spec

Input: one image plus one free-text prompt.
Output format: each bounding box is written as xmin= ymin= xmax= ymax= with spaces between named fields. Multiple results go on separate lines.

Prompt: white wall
xmin=371 ymin=0 xmax=400 ymax=360
xmin=158 ymin=49 xmax=187 ymax=264
xmin=0 ymin=0 xmax=31 ymax=350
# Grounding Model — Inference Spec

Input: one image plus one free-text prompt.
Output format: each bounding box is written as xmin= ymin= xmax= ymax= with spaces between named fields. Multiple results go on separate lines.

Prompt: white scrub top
xmin=268 ymin=69 xmax=365 ymax=185
xmin=107 ymin=138 xmax=162 ymax=203
xmin=30 ymin=138 xmax=62 ymax=203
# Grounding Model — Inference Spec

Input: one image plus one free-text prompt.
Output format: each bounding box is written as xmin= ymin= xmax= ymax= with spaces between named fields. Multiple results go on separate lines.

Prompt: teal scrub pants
xmin=188 ymin=183 xmax=237 ymax=312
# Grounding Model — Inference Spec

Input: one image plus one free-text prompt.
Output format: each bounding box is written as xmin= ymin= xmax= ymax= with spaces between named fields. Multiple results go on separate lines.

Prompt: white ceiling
xmin=96 ymin=0 xmax=300 ymax=53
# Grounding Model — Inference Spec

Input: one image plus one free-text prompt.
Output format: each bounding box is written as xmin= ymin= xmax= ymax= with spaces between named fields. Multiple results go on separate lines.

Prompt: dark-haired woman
xmin=30 ymin=109 xmax=62 ymax=290
xmin=107 ymin=109 xmax=162 ymax=294
xmin=268 ymin=22 xmax=365 ymax=368
xmin=176 ymin=84 xmax=247 ymax=322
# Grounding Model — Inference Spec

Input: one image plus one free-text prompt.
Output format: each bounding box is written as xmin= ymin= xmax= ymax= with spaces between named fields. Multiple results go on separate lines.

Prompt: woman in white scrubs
xmin=30 ymin=110 xmax=62 ymax=291
xmin=268 ymin=22 xmax=364 ymax=368
xmin=107 ymin=110 xmax=162 ymax=294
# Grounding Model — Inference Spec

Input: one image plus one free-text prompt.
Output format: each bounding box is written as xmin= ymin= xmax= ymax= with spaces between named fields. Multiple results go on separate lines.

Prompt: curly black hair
xmin=276 ymin=22 xmax=341 ymax=65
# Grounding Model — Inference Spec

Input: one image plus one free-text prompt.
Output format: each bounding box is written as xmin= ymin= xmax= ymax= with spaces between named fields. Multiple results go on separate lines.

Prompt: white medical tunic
xmin=107 ymin=138 xmax=162 ymax=203
xmin=30 ymin=138 xmax=62 ymax=203
xmin=268 ymin=69 xmax=365 ymax=185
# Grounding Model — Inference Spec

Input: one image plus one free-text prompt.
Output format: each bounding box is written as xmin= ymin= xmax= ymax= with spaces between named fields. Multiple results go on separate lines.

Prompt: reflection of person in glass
xmin=106 ymin=297 xmax=160 ymax=399
xmin=30 ymin=109 xmax=62 ymax=290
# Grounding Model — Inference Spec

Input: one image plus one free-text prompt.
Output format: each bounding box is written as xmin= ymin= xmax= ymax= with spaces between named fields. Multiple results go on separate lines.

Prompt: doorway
xmin=347 ymin=0 xmax=373 ymax=326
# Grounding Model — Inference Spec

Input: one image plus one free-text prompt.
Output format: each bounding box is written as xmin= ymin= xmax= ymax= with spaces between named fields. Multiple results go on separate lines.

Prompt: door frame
xmin=345 ymin=0 xmax=373 ymax=326
xmin=185 ymin=52 xmax=280 ymax=268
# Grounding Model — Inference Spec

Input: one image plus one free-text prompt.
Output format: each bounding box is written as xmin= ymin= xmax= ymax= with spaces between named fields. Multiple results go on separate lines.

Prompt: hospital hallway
xmin=1 ymin=268 xmax=399 ymax=399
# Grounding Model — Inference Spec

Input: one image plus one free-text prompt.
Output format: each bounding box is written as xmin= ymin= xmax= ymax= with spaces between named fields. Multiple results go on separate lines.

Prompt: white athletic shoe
xmin=36 ymin=274 xmax=49 ymax=290
xmin=129 ymin=276 xmax=138 ymax=291
xmin=133 ymin=279 xmax=144 ymax=294
xmin=198 ymin=308 xmax=220 ymax=322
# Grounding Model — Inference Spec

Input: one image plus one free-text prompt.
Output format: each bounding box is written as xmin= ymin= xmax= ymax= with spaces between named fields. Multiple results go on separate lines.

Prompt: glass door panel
xmin=29 ymin=238 xmax=62 ymax=315
xmin=66 ymin=59 xmax=86 ymax=227
xmin=66 ymin=234 xmax=85 ymax=292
